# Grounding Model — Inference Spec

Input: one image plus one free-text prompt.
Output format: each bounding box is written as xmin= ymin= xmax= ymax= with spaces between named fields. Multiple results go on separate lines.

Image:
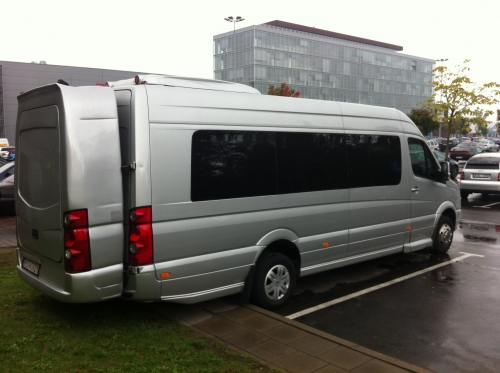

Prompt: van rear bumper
xmin=17 ymin=248 xmax=123 ymax=303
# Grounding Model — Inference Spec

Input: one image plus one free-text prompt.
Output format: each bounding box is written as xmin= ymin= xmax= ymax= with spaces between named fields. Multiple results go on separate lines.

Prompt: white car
xmin=426 ymin=139 xmax=439 ymax=151
xmin=477 ymin=140 xmax=499 ymax=152
xmin=460 ymin=153 xmax=500 ymax=199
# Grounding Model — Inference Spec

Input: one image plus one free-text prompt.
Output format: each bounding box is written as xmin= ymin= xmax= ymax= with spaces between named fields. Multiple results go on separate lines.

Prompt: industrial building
xmin=214 ymin=20 xmax=435 ymax=114
xmin=0 ymin=60 xmax=145 ymax=143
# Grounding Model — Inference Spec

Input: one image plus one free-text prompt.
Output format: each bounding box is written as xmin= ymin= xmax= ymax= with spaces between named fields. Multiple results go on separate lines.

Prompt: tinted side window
xmin=347 ymin=135 xmax=401 ymax=188
xmin=408 ymin=138 xmax=438 ymax=179
xmin=191 ymin=131 xmax=277 ymax=201
xmin=276 ymin=132 xmax=348 ymax=194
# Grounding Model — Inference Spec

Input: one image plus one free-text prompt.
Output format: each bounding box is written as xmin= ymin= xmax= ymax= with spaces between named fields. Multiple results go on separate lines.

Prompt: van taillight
xmin=129 ymin=206 xmax=153 ymax=266
xmin=460 ymin=171 xmax=465 ymax=180
xmin=63 ymin=209 xmax=91 ymax=273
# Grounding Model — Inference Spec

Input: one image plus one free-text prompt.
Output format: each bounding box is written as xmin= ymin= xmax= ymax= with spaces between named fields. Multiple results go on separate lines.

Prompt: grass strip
xmin=0 ymin=249 xmax=279 ymax=373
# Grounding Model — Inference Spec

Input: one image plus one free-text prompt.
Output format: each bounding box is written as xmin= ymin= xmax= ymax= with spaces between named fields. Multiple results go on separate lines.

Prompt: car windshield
xmin=1 ymin=174 xmax=14 ymax=183
xmin=465 ymin=157 xmax=500 ymax=169
xmin=0 ymin=162 xmax=14 ymax=172
xmin=433 ymin=151 xmax=445 ymax=161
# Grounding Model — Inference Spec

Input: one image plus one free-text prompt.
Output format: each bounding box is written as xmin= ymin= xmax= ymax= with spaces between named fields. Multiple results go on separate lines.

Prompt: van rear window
xmin=18 ymin=106 xmax=60 ymax=209
xmin=191 ymin=130 xmax=401 ymax=202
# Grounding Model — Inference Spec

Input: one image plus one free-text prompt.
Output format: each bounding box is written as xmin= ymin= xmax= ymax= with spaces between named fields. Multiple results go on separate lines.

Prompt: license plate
xmin=22 ymin=258 xmax=40 ymax=276
xmin=455 ymin=157 xmax=462 ymax=159
xmin=473 ymin=174 xmax=489 ymax=179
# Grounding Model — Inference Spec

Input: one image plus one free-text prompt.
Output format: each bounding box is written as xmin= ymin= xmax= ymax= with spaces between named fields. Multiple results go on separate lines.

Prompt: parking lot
xmin=2 ymin=160 xmax=499 ymax=373
xmin=274 ymin=193 xmax=500 ymax=373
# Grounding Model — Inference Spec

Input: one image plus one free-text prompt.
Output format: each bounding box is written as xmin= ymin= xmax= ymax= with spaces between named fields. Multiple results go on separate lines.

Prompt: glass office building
xmin=214 ymin=20 xmax=435 ymax=114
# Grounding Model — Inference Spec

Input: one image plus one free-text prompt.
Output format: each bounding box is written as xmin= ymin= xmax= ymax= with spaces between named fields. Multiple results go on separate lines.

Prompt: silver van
xmin=15 ymin=75 xmax=461 ymax=309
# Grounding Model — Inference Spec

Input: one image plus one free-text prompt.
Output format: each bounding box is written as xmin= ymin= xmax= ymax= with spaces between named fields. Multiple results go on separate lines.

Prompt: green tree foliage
xmin=476 ymin=122 xmax=489 ymax=137
xmin=267 ymin=82 xmax=301 ymax=97
xmin=422 ymin=60 xmax=500 ymax=158
xmin=408 ymin=107 xmax=440 ymax=136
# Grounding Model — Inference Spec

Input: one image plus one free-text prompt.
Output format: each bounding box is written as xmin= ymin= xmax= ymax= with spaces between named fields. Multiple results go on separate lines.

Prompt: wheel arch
xmin=434 ymin=202 xmax=457 ymax=230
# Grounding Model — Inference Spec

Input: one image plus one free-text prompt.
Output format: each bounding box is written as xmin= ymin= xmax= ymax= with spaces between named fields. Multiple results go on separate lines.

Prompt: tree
xmin=496 ymin=109 xmax=500 ymax=134
xmin=408 ymin=107 xmax=440 ymax=136
xmin=267 ymin=82 xmax=300 ymax=97
xmin=476 ymin=122 xmax=489 ymax=137
xmin=422 ymin=60 xmax=500 ymax=158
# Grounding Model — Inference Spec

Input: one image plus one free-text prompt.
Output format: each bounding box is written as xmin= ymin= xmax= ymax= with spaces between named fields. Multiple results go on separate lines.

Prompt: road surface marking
xmin=474 ymin=201 xmax=500 ymax=209
xmin=286 ymin=252 xmax=484 ymax=320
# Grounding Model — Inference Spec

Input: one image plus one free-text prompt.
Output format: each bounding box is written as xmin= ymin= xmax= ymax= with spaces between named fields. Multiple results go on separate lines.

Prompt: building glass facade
xmin=0 ymin=65 xmax=4 ymax=137
xmin=214 ymin=22 xmax=435 ymax=114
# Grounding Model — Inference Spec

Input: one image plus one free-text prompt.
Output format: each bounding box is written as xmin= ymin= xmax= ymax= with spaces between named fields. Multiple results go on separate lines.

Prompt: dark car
xmin=0 ymin=174 xmax=15 ymax=213
xmin=438 ymin=138 xmax=459 ymax=152
xmin=433 ymin=150 xmax=459 ymax=179
xmin=450 ymin=142 xmax=482 ymax=161
xmin=0 ymin=161 xmax=15 ymax=182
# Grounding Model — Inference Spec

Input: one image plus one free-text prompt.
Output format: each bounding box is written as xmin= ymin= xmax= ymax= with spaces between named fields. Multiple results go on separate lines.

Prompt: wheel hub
xmin=439 ymin=224 xmax=452 ymax=247
xmin=264 ymin=264 xmax=290 ymax=300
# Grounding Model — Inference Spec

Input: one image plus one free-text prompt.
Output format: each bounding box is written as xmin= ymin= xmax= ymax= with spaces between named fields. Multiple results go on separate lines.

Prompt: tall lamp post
xmin=224 ymin=16 xmax=244 ymax=79
xmin=435 ymin=59 xmax=448 ymax=138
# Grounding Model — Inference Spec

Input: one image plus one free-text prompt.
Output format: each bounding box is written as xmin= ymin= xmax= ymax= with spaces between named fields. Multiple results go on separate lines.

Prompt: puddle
xmin=457 ymin=220 xmax=500 ymax=245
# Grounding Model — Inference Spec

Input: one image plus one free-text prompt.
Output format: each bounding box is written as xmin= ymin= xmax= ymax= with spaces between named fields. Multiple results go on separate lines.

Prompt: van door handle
xmin=411 ymin=186 xmax=419 ymax=194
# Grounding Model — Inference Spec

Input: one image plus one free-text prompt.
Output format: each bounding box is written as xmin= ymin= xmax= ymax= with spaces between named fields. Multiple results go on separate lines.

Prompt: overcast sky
xmin=2 ymin=0 xmax=499 ymax=118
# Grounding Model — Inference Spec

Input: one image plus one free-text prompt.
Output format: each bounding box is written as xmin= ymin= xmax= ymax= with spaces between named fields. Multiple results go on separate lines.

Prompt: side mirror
xmin=437 ymin=161 xmax=450 ymax=183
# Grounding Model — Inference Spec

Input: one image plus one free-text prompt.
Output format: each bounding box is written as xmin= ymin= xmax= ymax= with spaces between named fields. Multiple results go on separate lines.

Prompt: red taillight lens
xmin=63 ymin=209 xmax=91 ymax=273
xmin=460 ymin=171 xmax=465 ymax=180
xmin=129 ymin=206 xmax=153 ymax=266
xmin=498 ymin=173 xmax=500 ymax=182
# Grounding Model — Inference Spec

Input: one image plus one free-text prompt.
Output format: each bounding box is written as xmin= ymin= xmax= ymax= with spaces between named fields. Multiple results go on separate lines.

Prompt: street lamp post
xmin=224 ymin=16 xmax=244 ymax=80
xmin=435 ymin=59 xmax=448 ymax=138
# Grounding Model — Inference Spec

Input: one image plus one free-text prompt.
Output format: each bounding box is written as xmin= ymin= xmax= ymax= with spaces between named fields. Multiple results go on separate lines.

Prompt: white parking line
xmin=286 ymin=252 xmax=484 ymax=320
xmin=474 ymin=201 xmax=500 ymax=209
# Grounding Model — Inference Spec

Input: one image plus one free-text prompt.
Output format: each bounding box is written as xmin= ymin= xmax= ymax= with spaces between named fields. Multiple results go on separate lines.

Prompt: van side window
xmin=191 ymin=131 xmax=277 ymax=201
xmin=347 ymin=135 xmax=401 ymax=188
xmin=191 ymin=130 xmax=401 ymax=202
xmin=408 ymin=138 xmax=438 ymax=179
xmin=276 ymin=132 xmax=348 ymax=194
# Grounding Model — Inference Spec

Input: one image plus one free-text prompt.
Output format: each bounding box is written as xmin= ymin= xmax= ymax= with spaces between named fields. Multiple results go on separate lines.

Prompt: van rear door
xmin=16 ymin=84 xmax=125 ymax=303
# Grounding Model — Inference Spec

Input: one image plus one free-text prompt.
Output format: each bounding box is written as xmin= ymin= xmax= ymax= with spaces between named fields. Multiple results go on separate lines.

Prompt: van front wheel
xmin=251 ymin=252 xmax=296 ymax=310
xmin=432 ymin=216 xmax=454 ymax=254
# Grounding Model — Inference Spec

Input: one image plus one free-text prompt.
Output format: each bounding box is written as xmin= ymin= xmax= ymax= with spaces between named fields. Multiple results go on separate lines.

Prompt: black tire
xmin=460 ymin=191 xmax=469 ymax=199
xmin=432 ymin=216 xmax=454 ymax=254
xmin=450 ymin=165 xmax=459 ymax=180
xmin=251 ymin=252 xmax=296 ymax=310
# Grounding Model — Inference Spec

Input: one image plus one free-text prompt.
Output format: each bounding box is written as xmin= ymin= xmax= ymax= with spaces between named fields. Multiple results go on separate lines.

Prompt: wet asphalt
xmin=275 ymin=194 xmax=500 ymax=373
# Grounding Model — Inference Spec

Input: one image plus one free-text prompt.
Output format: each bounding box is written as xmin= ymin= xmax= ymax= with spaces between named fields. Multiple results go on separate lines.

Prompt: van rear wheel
xmin=251 ymin=252 xmax=296 ymax=310
xmin=432 ymin=216 xmax=453 ymax=254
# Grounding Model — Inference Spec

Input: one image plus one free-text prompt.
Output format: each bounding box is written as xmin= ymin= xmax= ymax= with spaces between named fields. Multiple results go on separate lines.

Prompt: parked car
xmin=477 ymin=139 xmax=499 ymax=152
xmin=0 ymin=174 xmax=15 ymax=211
xmin=438 ymin=138 xmax=459 ymax=152
xmin=433 ymin=150 xmax=459 ymax=179
xmin=0 ymin=146 xmax=15 ymax=160
xmin=460 ymin=153 xmax=500 ymax=199
xmin=0 ymin=162 xmax=15 ymax=182
xmin=426 ymin=139 xmax=439 ymax=151
xmin=450 ymin=142 xmax=482 ymax=161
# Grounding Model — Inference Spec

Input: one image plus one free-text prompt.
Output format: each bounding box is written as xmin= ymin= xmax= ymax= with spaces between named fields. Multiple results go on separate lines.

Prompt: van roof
xmin=106 ymin=74 xmax=261 ymax=95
